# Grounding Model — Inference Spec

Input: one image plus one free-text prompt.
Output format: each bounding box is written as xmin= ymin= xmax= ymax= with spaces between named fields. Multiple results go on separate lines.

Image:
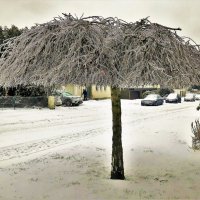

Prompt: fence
xmin=0 ymin=96 xmax=48 ymax=109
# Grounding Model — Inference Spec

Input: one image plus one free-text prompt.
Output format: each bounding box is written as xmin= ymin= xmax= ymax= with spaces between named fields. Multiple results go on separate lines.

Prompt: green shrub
xmin=158 ymin=88 xmax=174 ymax=97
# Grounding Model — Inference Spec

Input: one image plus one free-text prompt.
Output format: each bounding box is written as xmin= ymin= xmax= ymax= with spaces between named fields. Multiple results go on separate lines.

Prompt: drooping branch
xmin=0 ymin=14 xmax=200 ymax=88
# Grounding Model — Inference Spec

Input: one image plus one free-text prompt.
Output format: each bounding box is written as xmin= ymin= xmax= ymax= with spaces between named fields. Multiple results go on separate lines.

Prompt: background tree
xmin=3 ymin=25 xmax=22 ymax=40
xmin=0 ymin=25 xmax=24 ymax=59
xmin=0 ymin=26 xmax=4 ymax=44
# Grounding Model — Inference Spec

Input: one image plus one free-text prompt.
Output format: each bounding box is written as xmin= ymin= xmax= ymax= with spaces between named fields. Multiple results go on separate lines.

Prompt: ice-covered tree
xmin=0 ymin=14 xmax=200 ymax=179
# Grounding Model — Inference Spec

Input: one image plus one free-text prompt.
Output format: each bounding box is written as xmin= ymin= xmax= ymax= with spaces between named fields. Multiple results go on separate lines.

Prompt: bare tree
xmin=0 ymin=14 xmax=200 ymax=179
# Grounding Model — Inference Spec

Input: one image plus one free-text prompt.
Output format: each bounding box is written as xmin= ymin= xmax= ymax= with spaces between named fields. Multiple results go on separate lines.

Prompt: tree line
xmin=0 ymin=25 xmax=25 ymax=44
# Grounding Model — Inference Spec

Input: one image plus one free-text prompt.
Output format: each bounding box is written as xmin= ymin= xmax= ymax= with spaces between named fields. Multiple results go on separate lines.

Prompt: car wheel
xmin=65 ymin=100 xmax=72 ymax=107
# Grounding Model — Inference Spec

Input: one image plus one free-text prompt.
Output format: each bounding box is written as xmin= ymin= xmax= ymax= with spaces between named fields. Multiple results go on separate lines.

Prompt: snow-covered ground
xmin=0 ymin=99 xmax=200 ymax=200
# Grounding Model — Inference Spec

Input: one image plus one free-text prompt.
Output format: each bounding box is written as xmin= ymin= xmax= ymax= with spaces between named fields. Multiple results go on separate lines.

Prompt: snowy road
xmin=0 ymin=100 xmax=197 ymax=166
xmin=0 ymin=101 xmax=113 ymax=166
xmin=0 ymin=99 xmax=200 ymax=200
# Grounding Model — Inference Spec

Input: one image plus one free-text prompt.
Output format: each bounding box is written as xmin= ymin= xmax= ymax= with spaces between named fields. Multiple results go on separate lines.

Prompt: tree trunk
xmin=111 ymin=87 xmax=125 ymax=180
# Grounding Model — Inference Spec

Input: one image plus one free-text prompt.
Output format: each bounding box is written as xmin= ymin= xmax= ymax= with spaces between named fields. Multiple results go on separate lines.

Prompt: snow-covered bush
xmin=191 ymin=119 xmax=200 ymax=150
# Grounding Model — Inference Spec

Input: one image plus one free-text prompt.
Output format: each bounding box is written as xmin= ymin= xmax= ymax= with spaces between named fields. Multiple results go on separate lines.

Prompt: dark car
xmin=141 ymin=94 xmax=164 ymax=106
xmin=53 ymin=90 xmax=83 ymax=106
xmin=184 ymin=93 xmax=195 ymax=102
xmin=165 ymin=93 xmax=181 ymax=103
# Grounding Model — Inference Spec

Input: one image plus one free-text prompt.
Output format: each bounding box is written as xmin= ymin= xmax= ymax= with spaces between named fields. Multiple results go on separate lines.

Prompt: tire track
xmin=0 ymin=127 xmax=109 ymax=163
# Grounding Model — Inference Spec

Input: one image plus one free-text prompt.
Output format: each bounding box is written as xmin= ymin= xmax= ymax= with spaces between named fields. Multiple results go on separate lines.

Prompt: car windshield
xmin=145 ymin=94 xmax=158 ymax=100
xmin=62 ymin=92 xmax=72 ymax=97
xmin=167 ymin=93 xmax=177 ymax=98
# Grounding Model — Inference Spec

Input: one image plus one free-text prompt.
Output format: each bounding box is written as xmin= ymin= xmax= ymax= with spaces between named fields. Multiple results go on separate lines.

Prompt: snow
xmin=185 ymin=93 xmax=195 ymax=98
xmin=0 ymin=99 xmax=200 ymax=199
xmin=167 ymin=93 xmax=177 ymax=99
xmin=144 ymin=94 xmax=158 ymax=100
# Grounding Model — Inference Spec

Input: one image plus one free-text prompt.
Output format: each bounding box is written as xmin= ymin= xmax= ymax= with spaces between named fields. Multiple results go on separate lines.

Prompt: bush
xmin=0 ymin=85 xmax=46 ymax=97
xmin=0 ymin=96 xmax=48 ymax=108
xmin=158 ymin=88 xmax=174 ymax=97
xmin=191 ymin=119 xmax=200 ymax=150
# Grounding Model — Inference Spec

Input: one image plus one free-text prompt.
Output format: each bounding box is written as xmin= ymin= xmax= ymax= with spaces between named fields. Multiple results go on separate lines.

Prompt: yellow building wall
xmin=174 ymin=88 xmax=187 ymax=97
xmin=59 ymin=84 xmax=160 ymax=99
xmin=90 ymin=85 xmax=111 ymax=99
xmin=61 ymin=84 xmax=84 ymax=96
xmin=74 ymin=85 xmax=84 ymax=96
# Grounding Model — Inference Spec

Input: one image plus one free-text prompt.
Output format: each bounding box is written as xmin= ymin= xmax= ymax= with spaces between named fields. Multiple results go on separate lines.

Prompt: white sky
xmin=0 ymin=0 xmax=200 ymax=42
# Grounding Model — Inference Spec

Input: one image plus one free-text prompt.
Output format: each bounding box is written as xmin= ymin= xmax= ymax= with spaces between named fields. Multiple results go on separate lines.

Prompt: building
xmin=120 ymin=85 xmax=160 ymax=99
xmin=88 ymin=85 xmax=111 ymax=100
xmin=174 ymin=88 xmax=187 ymax=97
xmin=61 ymin=84 xmax=111 ymax=100
xmin=61 ymin=84 xmax=84 ymax=96
xmin=62 ymin=84 xmax=161 ymax=100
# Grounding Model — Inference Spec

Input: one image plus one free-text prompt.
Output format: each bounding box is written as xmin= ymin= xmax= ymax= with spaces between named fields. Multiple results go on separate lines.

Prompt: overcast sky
xmin=0 ymin=0 xmax=200 ymax=42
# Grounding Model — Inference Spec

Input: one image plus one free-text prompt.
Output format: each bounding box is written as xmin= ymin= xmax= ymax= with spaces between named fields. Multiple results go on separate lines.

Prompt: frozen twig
xmin=0 ymin=14 xmax=200 ymax=88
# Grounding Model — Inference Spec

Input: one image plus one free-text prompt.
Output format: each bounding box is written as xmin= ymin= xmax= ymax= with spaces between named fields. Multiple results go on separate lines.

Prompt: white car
xmin=195 ymin=94 xmax=200 ymax=100
xmin=54 ymin=95 xmax=62 ymax=106
xmin=166 ymin=93 xmax=181 ymax=103
xmin=141 ymin=94 xmax=164 ymax=106
xmin=184 ymin=93 xmax=195 ymax=102
xmin=52 ymin=90 xmax=83 ymax=106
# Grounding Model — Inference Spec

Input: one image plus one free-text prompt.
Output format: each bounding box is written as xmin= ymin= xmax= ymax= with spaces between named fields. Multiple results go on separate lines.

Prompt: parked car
xmin=184 ymin=93 xmax=195 ymax=102
xmin=54 ymin=95 xmax=62 ymax=106
xmin=52 ymin=90 xmax=83 ymax=106
xmin=141 ymin=94 xmax=164 ymax=106
xmin=165 ymin=93 xmax=181 ymax=103
xmin=195 ymin=94 xmax=200 ymax=100
xmin=162 ymin=94 xmax=169 ymax=101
